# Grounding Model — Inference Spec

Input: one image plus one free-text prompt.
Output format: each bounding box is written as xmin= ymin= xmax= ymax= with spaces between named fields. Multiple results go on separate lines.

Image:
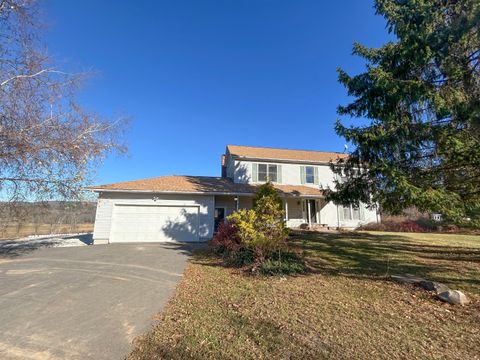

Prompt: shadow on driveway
xmin=0 ymin=234 xmax=94 ymax=259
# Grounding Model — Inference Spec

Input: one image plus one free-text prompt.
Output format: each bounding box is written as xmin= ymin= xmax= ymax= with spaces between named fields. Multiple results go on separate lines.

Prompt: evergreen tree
xmin=327 ymin=0 xmax=480 ymax=225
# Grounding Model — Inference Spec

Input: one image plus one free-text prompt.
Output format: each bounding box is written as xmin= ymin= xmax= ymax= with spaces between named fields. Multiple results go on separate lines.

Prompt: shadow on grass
xmin=193 ymin=231 xmax=480 ymax=291
xmin=292 ymin=231 xmax=480 ymax=289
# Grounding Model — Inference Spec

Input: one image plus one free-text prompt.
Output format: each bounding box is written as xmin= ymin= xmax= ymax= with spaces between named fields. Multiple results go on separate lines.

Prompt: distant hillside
xmin=0 ymin=201 xmax=97 ymax=239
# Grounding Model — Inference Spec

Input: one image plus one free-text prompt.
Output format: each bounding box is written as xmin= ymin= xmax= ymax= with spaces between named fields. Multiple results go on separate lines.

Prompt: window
xmin=256 ymin=163 xmax=278 ymax=182
xmin=258 ymin=164 xmax=268 ymax=182
xmin=268 ymin=164 xmax=277 ymax=182
xmin=305 ymin=166 xmax=315 ymax=184
xmin=301 ymin=166 xmax=317 ymax=185
xmin=342 ymin=205 xmax=361 ymax=220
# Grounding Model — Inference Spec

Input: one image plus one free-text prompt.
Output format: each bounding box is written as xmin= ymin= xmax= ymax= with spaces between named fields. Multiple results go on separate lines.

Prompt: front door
xmin=308 ymin=199 xmax=317 ymax=224
xmin=214 ymin=207 xmax=225 ymax=232
xmin=303 ymin=199 xmax=318 ymax=224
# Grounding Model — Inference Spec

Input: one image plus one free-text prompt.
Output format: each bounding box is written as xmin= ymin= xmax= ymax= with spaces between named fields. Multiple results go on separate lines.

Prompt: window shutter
xmin=338 ymin=205 xmax=344 ymax=221
xmin=300 ymin=166 xmax=306 ymax=184
xmin=252 ymin=163 xmax=258 ymax=182
xmin=314 ymin=167 xmax=319 ymax=185
xmin=277 ymin=165 xmax=282 ymax=184
xmin=359 ymin=202 xmax=365 ymax=221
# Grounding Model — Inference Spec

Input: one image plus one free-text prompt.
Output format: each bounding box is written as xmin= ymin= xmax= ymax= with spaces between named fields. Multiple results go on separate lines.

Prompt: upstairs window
xmin=301 ymin=166 xmax=318 ymax=185
xmin=268 ymin=164 xmax=278 ymax=182
xmin=258 ymin=164 xmax=268 ymax=182
xmin=305 ymin=166 xmax=315 ymax=184
xmin=254 ymin=163 xmax=280 ymax=183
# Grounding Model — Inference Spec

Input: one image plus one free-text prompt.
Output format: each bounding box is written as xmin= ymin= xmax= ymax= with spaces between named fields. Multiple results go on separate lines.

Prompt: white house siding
xmin=92 ymin=196 xmax=114 ymax=242
xmin=239 ymin=196 xmax=253 ymax=210
xmin=231 ymin=158 xmax=379 ymax=229
xmin=233 ymin=159 xmax=337 ymax=188
xmin=93 ymin=192 xmax=215 ymax=244
xmin=319 ymin=202 xmax=340 ymax=227
xmin=214 ymin=195 xmax=254 ymax=218
xmin=214 ymin=195 xmax=236 ymax=218
xmin=284 ymin=198 xmax=303 ymax=227
xmin=337 ymin=204 xmax=379 ymax=229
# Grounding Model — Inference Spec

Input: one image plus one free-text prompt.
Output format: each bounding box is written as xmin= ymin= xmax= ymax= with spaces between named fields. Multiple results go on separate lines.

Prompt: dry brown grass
xmin=128 ymin=231 xmax=480 ymax=360
xmin=0 ymin=223 xmax=93 ymax=240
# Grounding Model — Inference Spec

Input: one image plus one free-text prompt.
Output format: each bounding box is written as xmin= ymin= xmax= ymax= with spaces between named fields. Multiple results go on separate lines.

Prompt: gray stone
xmin=437 ymin=290 xmax=469 ymax=305
xmin=391 ymin=274 xmax=425 ymax=285
xmin=418 ymin=280 xmax=450 ymax=294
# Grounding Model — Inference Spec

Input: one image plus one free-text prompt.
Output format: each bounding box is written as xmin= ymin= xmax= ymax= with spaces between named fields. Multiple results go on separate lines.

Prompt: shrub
xmin=357 ymin=222 xmax=388 ymax=231
xmin=211 ymin=222 xmax=242 ymax=254
xmin=444 ymin=224 xmax=460 ymax=232
xmin=397 ymin=220 xmax=425 ymax=232
xmin=259 ymin=251 xmax=306 ymax=275
xmin=415 ymin=218 xmax=440 ymax=231
xmin=211 ymin=182 xmax=303 ymax=275
xmin=228 ymin=248 xmax=256 ymax=267
xmin=358 ymin=219 xmax=434 ymax=233
xmin=228 ymin=191 xmax=288 ymax=262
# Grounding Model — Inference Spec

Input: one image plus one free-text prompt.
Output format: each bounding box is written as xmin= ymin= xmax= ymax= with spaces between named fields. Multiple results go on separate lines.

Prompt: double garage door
xmin=110 ymin=205 xmax=200 ymax=243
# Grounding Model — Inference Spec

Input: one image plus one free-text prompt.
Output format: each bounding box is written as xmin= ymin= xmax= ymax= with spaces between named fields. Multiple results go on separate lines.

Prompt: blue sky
xmin=44 ymin=0 xmax=391 ymax=185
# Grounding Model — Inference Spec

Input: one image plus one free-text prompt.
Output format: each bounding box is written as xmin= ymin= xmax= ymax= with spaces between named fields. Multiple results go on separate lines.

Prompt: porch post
xmin=284 ymin=199 xmax=289 ymax=223
xmin=307 ymin=199 xmax=312 ymax=227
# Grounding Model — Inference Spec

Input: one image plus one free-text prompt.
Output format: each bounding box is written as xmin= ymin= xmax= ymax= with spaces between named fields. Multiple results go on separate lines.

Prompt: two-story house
xmin=90 ymin=145 xmax=379 ymax=244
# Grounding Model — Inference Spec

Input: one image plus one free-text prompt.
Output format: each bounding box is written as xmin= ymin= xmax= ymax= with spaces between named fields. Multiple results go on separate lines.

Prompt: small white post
xmin=307 ymin=199 xmax=312 ymax=227
xmin=284 ymin=199 xmax=289 ymax=224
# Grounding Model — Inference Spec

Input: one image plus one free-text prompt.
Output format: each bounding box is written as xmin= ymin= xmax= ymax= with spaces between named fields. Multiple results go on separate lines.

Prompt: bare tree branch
xmin=0 ymin=0 xmax=128 ymax=203
xmin=0 ymin=68 xmax=72 ymax=87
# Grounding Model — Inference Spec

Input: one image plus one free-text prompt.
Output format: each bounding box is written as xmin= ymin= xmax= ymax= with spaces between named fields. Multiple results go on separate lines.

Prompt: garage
xmin=109 ymin=204 xmax=200 ymax=243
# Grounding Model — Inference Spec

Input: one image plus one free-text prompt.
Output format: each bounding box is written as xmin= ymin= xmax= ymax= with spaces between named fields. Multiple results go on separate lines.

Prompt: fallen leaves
xmin=128 ymin=232 xmax=480 ymax=360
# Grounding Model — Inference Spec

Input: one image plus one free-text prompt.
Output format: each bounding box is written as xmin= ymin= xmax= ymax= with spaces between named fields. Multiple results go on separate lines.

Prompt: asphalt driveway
xmin=0 ymin=236 xmax=195 ymax=359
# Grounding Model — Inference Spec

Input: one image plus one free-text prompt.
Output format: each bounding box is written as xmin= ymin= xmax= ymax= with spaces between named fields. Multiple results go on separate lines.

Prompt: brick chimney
xmin=221 ymin=154 xmax=227 ymax=177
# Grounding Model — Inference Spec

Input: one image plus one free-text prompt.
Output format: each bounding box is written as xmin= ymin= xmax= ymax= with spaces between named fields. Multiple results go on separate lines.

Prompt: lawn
xmin=128 ymin=231 xmax=480 ymax=360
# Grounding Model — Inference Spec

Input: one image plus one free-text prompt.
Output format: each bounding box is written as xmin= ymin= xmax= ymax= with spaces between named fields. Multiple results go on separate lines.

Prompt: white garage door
xmin=110 ymin=205 xmax=200 ymax=243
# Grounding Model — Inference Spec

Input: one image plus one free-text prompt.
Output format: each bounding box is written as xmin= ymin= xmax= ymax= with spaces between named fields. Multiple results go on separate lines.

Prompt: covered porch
xmin=213 ymin=193 xmax=327 ymax=230
xmin=283 ymin=197 xmax=327 ymax=228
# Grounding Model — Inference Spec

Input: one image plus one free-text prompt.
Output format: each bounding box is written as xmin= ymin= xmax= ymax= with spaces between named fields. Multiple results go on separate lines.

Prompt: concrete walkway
xmin=0 ymin=238 xmax=194 ymax=359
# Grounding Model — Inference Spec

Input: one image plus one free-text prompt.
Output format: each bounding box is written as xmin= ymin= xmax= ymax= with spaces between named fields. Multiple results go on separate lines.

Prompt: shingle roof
xmin=90 ymin=175 xmax=324 ymax=197
xmin=91 ymin=176 xmax=252 ymax=193
xmin=227 ymin=145 xmax=347 ymax=163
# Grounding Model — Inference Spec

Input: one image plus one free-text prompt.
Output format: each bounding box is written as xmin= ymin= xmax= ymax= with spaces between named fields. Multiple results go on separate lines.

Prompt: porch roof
xmin=273 ymin=184 xmax=324 ymax=197
xmin=89 ymin=175 xmax=324 ymax=198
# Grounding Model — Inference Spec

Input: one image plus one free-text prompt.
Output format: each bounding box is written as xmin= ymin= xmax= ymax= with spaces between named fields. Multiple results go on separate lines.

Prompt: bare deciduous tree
xmin=0 ymin=0 xmax=127 ymax=202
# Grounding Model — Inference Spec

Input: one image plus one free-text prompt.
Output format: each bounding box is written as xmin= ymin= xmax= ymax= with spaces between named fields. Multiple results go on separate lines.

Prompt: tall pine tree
xmin=327 ymin=0 xmax=480 ymax=225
